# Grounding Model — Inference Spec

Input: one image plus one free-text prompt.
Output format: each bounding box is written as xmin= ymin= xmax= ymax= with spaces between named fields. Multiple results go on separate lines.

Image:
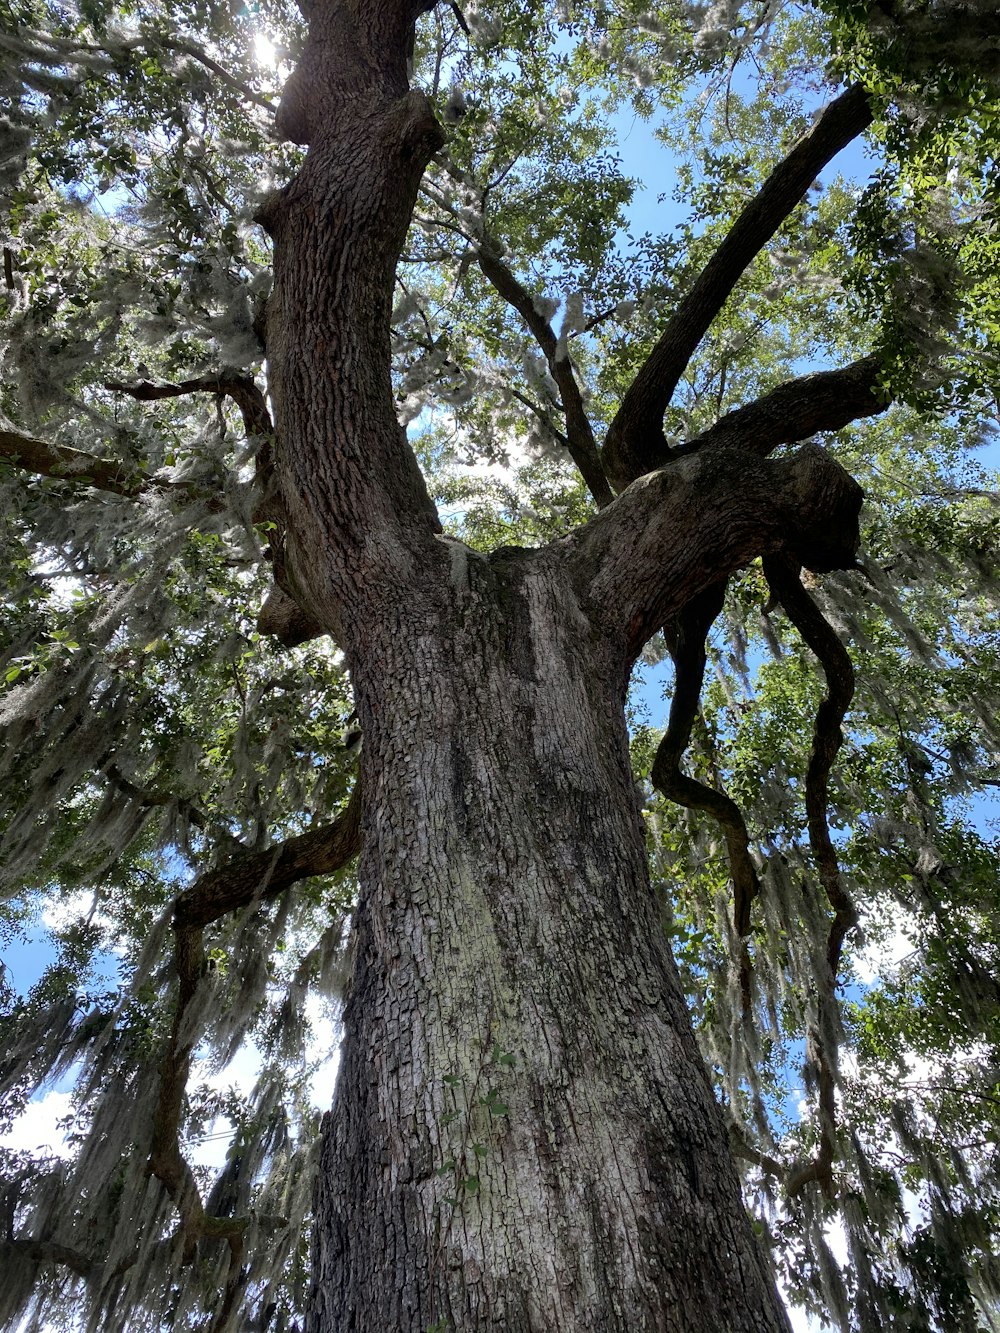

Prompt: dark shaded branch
xmin=149 ymin=787 xmax=362 ymax=1258
xmin=106 ymin=372 xmax=320 ymax=641
xmin=763 ymin=555 xmax=858 ymax=1196
xmin=173 ymin=784 xmax=363 ymax=930
xmin=651 ymin=580 xmax=760 ymax=938
xmin=763 ymin=557 xmax=857 ymax=973
xmin=507 ymin=385 xmax=569 ymax=448
xmin=0 ymin=1237 xmax=97 ymax=1280
xmin=677 ymin=355 xmax=888 ymax=461
xmin=2 ymin=376 xmax=274 ymax=505
xmin=603 ymin=84 xmax=874 ymax=490
xmin=728 ymin=1126 xmax=787 ymax=1183
xmin=106 ymin=762 xmax=208 ymax=832
xmin=105 ymin=374 xmax=273 ymax=442
xmin=476 ymin=242 xmax=614 ymax=508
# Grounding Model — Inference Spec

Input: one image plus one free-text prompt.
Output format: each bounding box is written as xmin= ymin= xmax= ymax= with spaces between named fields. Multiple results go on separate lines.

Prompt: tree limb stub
xmin=603 ymin=84 xmax=874 ymax=491
xmin=147 ymin=789 xmax=361 ymax=1261
xmin=652 ymin=580 xmax=761 ymax=940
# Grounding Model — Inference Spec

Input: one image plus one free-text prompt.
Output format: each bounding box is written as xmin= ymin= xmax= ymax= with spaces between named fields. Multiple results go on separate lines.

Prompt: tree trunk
xmin=258 ymin=3 xmax=850 ymax=1327
xmin=306 ymin=544 xmax=791 ymax=1332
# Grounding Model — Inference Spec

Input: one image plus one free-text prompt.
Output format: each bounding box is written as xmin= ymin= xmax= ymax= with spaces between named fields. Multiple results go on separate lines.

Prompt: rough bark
xmin=296 ymin=448 xmax=859 ymax=1331
xmin=259 ymin=2 xmax=866 ymax=1328
xmin=311 ymin=541 xmax=792 ymax=1332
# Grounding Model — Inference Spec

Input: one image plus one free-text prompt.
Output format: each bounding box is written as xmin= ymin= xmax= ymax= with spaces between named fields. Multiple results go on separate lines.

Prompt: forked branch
xmin=603 ymin=84 xmax=874 ymax=490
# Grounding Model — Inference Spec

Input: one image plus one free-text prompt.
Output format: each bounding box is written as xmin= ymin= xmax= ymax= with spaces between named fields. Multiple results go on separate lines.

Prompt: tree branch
xmin=572 ymin=442 xmax=864 ymax=660
xmin=651 ymin=580 xmax=760 ymax=940
xmin=0 ymin=425 xmax=147 ymax=496
xmin=105 ymin=374 xmax=274 ymax=442
xmin=677 ymin=355 xmax=888 ymax=461
xmin=603 ymin=84 xmax=874 ymax=490
xmin=0 ymin=1237 xmax=97 ymax=1280
xmin=476 ymin=242 xmax=614 ymax=508
xmin=762 ymin=558 xmax=857 ymax=969
xmin=172 ymin=784 xmax=363 ymax=931
xmin=161 ymin=37 xmax=276 ymax=113
xmin=763 ymin=555 xmax=858 ymax=1196
xmin=149 ymin=787 xmax=362 ymax=1259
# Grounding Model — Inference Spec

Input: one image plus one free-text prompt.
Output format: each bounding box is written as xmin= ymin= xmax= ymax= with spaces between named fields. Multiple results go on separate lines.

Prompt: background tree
xmin=1 ymin=0 xmax=1000 ymax=1329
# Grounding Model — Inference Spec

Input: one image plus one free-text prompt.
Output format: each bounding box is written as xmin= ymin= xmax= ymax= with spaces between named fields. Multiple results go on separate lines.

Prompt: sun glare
xmin=253 ymin=32 xmax=278 ymax=68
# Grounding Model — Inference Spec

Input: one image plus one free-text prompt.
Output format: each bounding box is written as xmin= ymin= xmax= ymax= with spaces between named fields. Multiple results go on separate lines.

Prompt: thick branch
xmin=476 ymin=242 xmax=614 ymax=508
xmin=106 ymin=762 xmax=208 ymax=832
xmin=0 ymin=426 xmax=147 ymax=496
xmin=105 ymin=373 xmax=320 ymax=638
xmin=652 ymin=580 xmax=760 ymax=939
xmin=677 ymin=356 xmax=887 ymax=461
xmin=173 ymin=784 xmax=363 ymax=931
xmin=573 ymin=443 xmax=864 ymax=659
xmin=1 ymin=378 xmax=274 ymax=502
xmin=257 ymin=584 xmax=326 ymax=647
xmin=603 ymin=84 xmax=874 ymax=490
xmin=0 ymin=1237 xmax=97 ymax=1280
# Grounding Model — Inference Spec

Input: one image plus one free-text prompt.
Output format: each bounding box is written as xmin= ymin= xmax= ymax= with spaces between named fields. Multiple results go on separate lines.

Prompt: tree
xmin=2 ymin=0 xmax=1000 ymax=1329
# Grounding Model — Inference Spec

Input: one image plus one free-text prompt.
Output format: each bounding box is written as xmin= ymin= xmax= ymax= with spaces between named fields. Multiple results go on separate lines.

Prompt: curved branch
xmin=762 ymin=557 xmax=857 ymax=969
xmin=159 ymin=36 xmax=275 ymax=112
xmin=105 ymin=374 xmax=273 ymax=442
xmin=105 ymin=762 xmax=208 ymax=832
xmin=476 ymin=242 xmax=614 ymax=508
xmin=651 ymin=580 xmax=760 ymax=938
xmin=173 ymin=786 xmax=363 ymax=931
xmin=763 ymin=555 xmax=857 ymax=1196
xmin=603 ymin=84 xmax=874 ymax=490
xmin=2 ymin=376 xmax=275 ymax=505
xmin=150 ymin=787 xmax=362 ymax=1259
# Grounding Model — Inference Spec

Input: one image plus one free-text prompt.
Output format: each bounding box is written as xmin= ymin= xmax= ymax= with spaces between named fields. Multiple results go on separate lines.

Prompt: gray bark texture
xmin=257 ymin=0 xmax=865 ymax=1327
xmin=308 ymin=542 xmax=799 ymax=1332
